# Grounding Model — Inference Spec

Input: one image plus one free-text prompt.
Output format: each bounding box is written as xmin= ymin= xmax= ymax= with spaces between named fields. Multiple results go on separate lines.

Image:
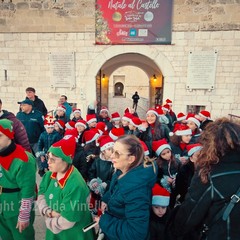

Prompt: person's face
xmin=113 ymin=120 xmax=121 ymax=126
xmin=0 ymin=132 xmax=11 ymax=151
xmin=47 ymin=152 xmax=68 ymax=173
xmin=110 ymin=141 xmax=135 ymax=174
xmin=102 ymin=148 xmax=113 ymax=160
xmin=54 ymin=123 xmax=60 ymax=132
xmin=88 ymin=121 xmax=97 ymax=128
xmin=26 ymin=91 xmax=35 ymax=100
xmin=100 ymin=111 xmax=108 ymax=118
xmin=128 ymin=124 xmax=135 ymax=130
xmin=59 ymin=97 xmax=66 ymax=104
xmin=146 ymin=113 xmax=157 ymax=124
xmin=152 ymin=206 xmax=167 ymax=217
xmin=160 ymin=148 xmax=172 ymax=161
xmin=181 ymin=135 xmax=192 ymax=144
xmin=190 ymin=150 xmax=201 ymax=163
xmin=20 ymin=104 xmax=32 ymax=113
xmin=76 ymin=125 xmax=85 ymax=133
xmin=187 ymin=121 xmax=197 ymax=131
xmin=45 ymin=126 xmax=54 ymax=134
xmin=56 ymin=109 xmax=65 ymax=117
xmin=121 ymin=119 xmax=129 ymax=127
xmin=74 ymin=112 xmax=81 ymax=119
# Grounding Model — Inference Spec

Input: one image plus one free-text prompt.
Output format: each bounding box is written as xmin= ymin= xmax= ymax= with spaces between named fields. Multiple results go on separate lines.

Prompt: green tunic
xmin=39 ymin=166 xmax=94 ymax=240
xmin=0 ymin=144 xmax=36 ymax=240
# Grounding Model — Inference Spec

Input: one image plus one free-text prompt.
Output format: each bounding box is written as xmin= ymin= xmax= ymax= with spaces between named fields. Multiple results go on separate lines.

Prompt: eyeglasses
xmin=112 ymin=150 xmax=130 ymax=159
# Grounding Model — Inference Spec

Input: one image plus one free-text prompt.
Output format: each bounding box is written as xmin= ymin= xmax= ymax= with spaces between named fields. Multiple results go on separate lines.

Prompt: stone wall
xmin=0 ymin=0 xmax=239 ymax=32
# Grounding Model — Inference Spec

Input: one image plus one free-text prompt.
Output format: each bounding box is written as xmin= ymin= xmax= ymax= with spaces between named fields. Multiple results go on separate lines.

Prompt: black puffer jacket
xmin=171 ymin=151 xmax=240 ymax=240
xmin=0 ymin=110 xmax=31 ymax=151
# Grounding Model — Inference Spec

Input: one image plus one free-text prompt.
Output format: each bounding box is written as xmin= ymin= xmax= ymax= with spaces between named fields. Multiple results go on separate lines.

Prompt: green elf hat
xmin=48 ymin=135 xmax=76 ymax=164
xmin=0 ymin=119 xmax=14 ymax=139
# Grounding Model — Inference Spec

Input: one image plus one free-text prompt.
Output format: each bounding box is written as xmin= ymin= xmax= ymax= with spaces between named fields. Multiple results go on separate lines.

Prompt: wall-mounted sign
xmin=95 ymin=0 xmax=173 ymax=45
xmin=186 ymin=51 xmax=218 ymax=91
xmin=49 ymin=52 xmax=75 ymax=89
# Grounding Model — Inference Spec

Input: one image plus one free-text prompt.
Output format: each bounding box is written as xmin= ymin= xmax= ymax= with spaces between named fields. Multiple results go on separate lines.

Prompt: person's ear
xmin=128 ymin=155 xmax=136 ymax=164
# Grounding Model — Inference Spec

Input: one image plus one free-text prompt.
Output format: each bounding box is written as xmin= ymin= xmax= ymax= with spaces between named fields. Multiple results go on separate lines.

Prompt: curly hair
xmin=197 ymin=117 xmax=240 ymax=183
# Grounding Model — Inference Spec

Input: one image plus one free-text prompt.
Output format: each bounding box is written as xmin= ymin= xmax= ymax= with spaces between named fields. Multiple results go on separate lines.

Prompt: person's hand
xmin=92 ymin=182 xmax=99 ymax=188
xmin=179 ymin=157 xmax=188 ymax=165
xmin=16 ymin=221 xmax=29 ymax=233
xmin=40 ymin=155 xmax=45 ymax=162
xmin=94 ymin=216 xmax=100 ymax=224
xmin=101 ymin=202 xmax=107 ymax=213
xmin=51 ymin=210 xmax=61 ymax=218
xmin=167 ymin=177 xmax=174 ymax=184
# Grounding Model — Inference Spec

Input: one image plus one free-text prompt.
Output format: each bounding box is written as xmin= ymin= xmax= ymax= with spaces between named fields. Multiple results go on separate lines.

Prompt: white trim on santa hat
xmin=152 ymin=196 xmax=170 ymax=207
xmin=75 ymin=121 xmax=86 ymax=129
xmin=56 ymin=106 xmax=66 ymax=112
xmin=175 ymin=129 xmax=192 ymax=136
xmin=65 ymin=122 xmax=74 ymax=130
xmin=199 ymin=112 xmax=211 ymax=120
xmin=100 ymin=142 xmax=114 ymax=152
xmin=188 ymin=146 xmax=203 ymax=157
xmin=73 ymin=109 xmax=81 ymax=115
xmin=121 ymin=116 xmax=131 ymax=122
xmin=55 ymin=121 xmax=64 ymax=130
xmin=100 ymin=108 xmax=110 ymax=115
xmin=87 ymin=117 xmax=97 ymax=125
xmin=162 ymin=106 xmax=170 ymax=112
xmin=146 ymin=109 xmax=158 ymax=116
xmin=156 ymin=144 xmax=171 ymax=156
xmin=187 ymin=117 xmax=200 ymax=128
xmin=109 ymin=131 xmax=118 ymax=141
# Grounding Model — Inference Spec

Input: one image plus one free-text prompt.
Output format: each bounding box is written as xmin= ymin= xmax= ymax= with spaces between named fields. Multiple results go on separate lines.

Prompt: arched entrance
xmin=84 ymin=45 xmax=175 ymax=118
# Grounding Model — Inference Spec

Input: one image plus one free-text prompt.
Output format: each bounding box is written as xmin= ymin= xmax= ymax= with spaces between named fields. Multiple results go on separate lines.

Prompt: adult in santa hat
xmin=138 ymin=108 xmax=170 ymax=157
xmin=198 ymin=110 xmax=213 ymax=130
xmin=150 ymin=183 xmax=171 ymax=239
xmin=37 ymin=135 xmax=94 ymax=240
xmin=0 ymin=119 xmax=36 ymax=239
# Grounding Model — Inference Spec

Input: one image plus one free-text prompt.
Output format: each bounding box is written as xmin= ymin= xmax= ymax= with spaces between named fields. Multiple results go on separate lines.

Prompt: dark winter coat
xmin=139 ymin=124 xmax=170 ymax=157
xmin=37 ymin=130 xmax=62 ymax=154
xmin=26 ymin=96 xmax=48 ymax=116
xmin=200 ymin=119 xmax=213 ymax=131
xmin=171 ymin=151 xmax=240 ymax=240
xmin=16 ymin=109 xmax=45 ymax=144
xmin=169 ymin=142 xmax=189 ymax=162
xmin=99 ymin=163 xmax=157 ymax=240
xmin=0 ymin=110 xmax=31 ymax=151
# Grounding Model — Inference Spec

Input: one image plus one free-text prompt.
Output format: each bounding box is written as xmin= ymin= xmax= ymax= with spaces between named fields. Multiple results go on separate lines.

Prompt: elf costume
xmin=0 ymin=119 xmax=36 ymax=240
xmin=37 ymin=135 xmax=94 ymax=240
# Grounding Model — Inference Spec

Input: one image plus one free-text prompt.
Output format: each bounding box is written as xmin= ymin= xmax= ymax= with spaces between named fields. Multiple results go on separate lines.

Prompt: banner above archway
xmin=95 ymin=0 xmax=173 ymax=45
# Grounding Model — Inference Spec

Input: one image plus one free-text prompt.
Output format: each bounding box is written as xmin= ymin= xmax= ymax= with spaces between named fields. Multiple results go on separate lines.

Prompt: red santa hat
xmin=140 ymin=140 xmax=149 ymax=156
xmin=121 ymin=112 xmax=133 ymax=122
xmin=86 ymin=114 xmax=97 ymax=125
xmin=187 ymin=116 xmax=201 ymax=128
xmin=54 ymin=120 xmax=65 ymax=130
xmin=124 ymin=107 xmax=131 ymax=114
xmin=186 ymin=143 xmax=202 ymax=157
xmin=73 ymin=108 xmax=81 ymax=115
xmin=65 ymin=120 xmax=76 ymax=130
xmin=129 ymin=117 xmax=142 ymax=128
xmin=156 ymin=107 xmax=164 ymax=116
xmin=199 ymin=110 xmax=211 ymax=120
xmin=177 ymin=112 xmax=186 ymax=121
xmin=56 ymin=105 xmax=66 ymax=112
xmin=170 ymin=123 xmax=192 ymax=136
xmin=152 ymin=138 xmax=171 ymax=156
xmin=152 ymin=183 xmax=170 ymax=207
xmin=82 ymin=129 xmax=100 ymax=145
xmin=162 ymin=104 xmax=170 ymax=112
xmin=0 ymin=119 xmax=14 ymax=139
xmin=111 ymin=112 xmax=121 ymax=121
xmin=146 ymin=108 xmax=158 ymax=116
xmin=109 ymin=127 xmax=125 ymax=141
xmin=44 ymin=116 xmax=55 ymax=128
xmin=96 ymin=122 xmax=107 ymax=136
xmin=64 ymin=128 xmax=79 ymax=142
xmin=165 ymin=99 xmax=173 ymax=106
xmin=98 ymin=135 xmax=114 ymax=152
xmin=48 ymin=135 xmax=76 ymax=164
xmin=75 ymin=119 xmax=87 ymax=129
xmin=100 ymin=106 xmax=110 ymax=116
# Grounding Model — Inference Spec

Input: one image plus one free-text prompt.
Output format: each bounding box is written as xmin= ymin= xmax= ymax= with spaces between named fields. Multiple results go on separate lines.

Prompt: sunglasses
xmin=112 ymin=150 xmax=130 ymax=159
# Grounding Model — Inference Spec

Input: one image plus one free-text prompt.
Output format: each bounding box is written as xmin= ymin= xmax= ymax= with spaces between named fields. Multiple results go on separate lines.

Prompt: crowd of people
xmin=0 ymin=87 xmax=239 ymax=240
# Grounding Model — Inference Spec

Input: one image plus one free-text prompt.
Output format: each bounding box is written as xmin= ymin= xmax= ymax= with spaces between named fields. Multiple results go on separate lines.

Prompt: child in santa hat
xmin=36 ymin=116 xmax=62 ymax=177
xmin=37 ymin=135 xmax=94 ymax=240
xmin=150 ymin=183 xmax=171 ymax=240
xmin=54 ymin=105 xmax=68 ymax=123
xmin=71 ymin=108 xmax=83 ymax=122
xmin=186 ymin=114 xmax=202 ymax=144
xmin=111 ymin=112 xmax=122 ymax=128
xmin=54 ymin=120 xmax=65 ymax=137
xmin=88 ymin=135 xmax=115 ymax=212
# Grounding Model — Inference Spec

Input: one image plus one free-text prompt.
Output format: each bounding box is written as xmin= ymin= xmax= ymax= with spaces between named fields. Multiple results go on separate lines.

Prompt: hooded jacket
xmin=100 ymin=162 xmax=157 ymax=240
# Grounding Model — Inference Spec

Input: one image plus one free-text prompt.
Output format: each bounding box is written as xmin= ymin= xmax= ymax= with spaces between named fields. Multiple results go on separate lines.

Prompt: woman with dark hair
xmin=139 ymin=108 xmax=170 ymax=157
xmin=95 ymin=135 xmax=157 ymax=240
xmin=170 ymin=117 xmax=240 ymax=240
